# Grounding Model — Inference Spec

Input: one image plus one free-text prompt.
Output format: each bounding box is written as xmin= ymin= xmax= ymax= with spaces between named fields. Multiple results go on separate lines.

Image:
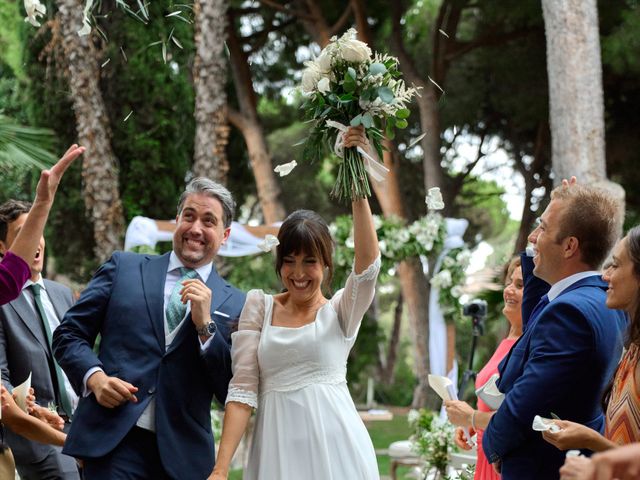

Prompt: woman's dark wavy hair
xmin=602 ymin=226 xmax=640 ymax=411
xmin=275 ymin=210 xmax=334 ymax=291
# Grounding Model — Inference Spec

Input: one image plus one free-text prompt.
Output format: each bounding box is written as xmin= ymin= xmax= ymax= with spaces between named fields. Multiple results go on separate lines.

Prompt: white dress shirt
xmin=22 ymin=276 xmax=79 ymax=412
xmin=547 ymin=270 xmax=602 ymax=301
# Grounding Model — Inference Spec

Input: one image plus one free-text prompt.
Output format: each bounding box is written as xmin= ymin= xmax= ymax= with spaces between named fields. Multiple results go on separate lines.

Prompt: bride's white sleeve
xmin=331 ymin=255 xmax=381 ymax=339
xmin=226 ymin=289 xmax=264 ymax=409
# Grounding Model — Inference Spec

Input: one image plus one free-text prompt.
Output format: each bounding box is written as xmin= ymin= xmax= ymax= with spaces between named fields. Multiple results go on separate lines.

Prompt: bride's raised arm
xmin=342 ymin=126 xmax=380 ymax=274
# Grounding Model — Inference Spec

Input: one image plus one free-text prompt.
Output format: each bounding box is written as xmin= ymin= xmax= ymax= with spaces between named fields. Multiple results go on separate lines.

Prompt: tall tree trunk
xmin=541 ymin=0 xmax=624 ymax=203
xmin=56 ymin=0 xmax=125 ymax=262
xmin=193 ymin=0 xmax=230 ymax=183
xmin=226 ymin=14 xmax=286 ymax=223
xmin=514 ymin=122 xmax=552 ymax=253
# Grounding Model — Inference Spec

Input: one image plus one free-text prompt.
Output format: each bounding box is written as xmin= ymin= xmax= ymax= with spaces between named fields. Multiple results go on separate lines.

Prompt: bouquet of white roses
xmin=300 ymin=28 xmax=419 ymax=202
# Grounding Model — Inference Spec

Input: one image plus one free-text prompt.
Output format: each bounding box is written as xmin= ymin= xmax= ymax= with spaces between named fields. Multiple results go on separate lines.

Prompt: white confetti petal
xmin=257 ymin=234 xmax=279 ymax=252
xmin=427 ymin=75 xmax=445 ymax=95
xmin=408 ymin=132 xmax=427 ymax=149
xmin=438 ymin=29 xmax=449 ymax=38
xmin=101 ymin=58 xmax=111 ymax=68
xmin=124 ymin=111 xmax=133 ymax=122
xmin=274 ymin=160 xmax=297 ymax=177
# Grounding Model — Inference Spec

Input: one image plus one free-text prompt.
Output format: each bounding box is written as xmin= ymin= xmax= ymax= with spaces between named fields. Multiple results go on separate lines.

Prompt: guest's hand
xmin=34 ymin=144 xmax=85 ymax=206
xmin=31 ymin=404 xmax=65 ymax=430
xmin=589 ymin=443 xmax=640 ymax=480
xmin=1 ymin=385 xmax=22 ymax=420
xmin=493 ymin=459 xmax=502 ymax=474
xmin=444 ymin=400 xmax=474 ymax=427
xmin=343 ymin=125 xmax=371 ymax=154
xmin=23 ymin=387 xmax=36 ymax=412
xmin=181 ymin=279 xmax=212 ymax=334
xmin=87 ymin=371 xmax=138 ymax=408
xmin=542 ymin=420 xmax=598 ymax=451
xmin=454 ymin=426 xmax=474 ymax=450
xmin=560 ymin=456 xmax=594 ymax=480
xmin=561 ymin=176 xmax=577 ymax=187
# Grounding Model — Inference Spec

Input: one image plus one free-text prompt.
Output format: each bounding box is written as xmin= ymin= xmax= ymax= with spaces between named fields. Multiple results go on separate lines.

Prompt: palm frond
xmin=0 ymin=115 xmax=58 ymax=171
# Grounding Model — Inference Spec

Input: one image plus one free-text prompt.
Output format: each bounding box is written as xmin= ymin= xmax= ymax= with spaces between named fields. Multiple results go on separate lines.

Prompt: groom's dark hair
xmin=176 ymin=177 xmax=236 ymax=228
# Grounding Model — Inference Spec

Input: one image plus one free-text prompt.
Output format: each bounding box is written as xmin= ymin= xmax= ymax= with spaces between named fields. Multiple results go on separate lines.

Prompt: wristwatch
xmin=196 ymin=321 xmax=217 ymax=337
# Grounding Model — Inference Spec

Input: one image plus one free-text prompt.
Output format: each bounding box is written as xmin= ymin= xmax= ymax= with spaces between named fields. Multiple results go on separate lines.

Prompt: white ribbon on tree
xmin=325 ymin=119 xmax=390 ymax=183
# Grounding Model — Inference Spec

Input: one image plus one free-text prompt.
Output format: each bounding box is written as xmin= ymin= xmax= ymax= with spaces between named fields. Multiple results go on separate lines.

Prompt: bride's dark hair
xmin=275 ymin=210 xmax=334 ymax=290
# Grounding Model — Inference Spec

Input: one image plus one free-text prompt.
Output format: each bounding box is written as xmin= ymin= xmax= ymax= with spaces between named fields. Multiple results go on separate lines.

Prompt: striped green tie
xmin=30 ymin=283 xmax=74 ymax=418
xmin=166 ymin=267 xmax=198 ymax=333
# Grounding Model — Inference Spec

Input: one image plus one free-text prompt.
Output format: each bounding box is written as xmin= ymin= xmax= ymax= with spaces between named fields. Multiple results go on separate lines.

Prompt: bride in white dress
xmin=209 ymin=127 xmax=380 ymax=480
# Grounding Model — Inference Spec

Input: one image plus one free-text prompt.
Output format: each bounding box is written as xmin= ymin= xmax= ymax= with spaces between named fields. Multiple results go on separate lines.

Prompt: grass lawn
xmin=366 ymin=412 xmax=415 ymax=479
xmin=226 ymin=411 xmax=415 ymax=479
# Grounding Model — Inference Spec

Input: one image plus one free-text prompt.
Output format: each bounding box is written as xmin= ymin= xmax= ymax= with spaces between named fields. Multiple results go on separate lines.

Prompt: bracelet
xmin=471 ymin=410 xmax=477 ymax=430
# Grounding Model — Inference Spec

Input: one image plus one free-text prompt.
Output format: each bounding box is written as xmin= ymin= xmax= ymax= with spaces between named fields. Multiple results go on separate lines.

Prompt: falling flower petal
xmin=257 ymin=234 xmax=279 ymax=252
xmin=124 ymin=111 xmax=133 ymax=122
xmin=171 ymin=36 xmax=183 ymax=49
xmin=425 ymin=187 xmax=445 ymax=210
xmin=23 ymin=0 xmax=46 ymax=27
xmin=438 ymin=29 xmax=449 ymax=38
xmin=77 ymin=0 xmax=94 ymax=36
xmin=120 ymin=46 xmax=128 ymax=62
xmin=274 ymin=160 xmax=297 ymax=177
xmin=101 ymin=58 xmax=111 ymax=68
xmin=427 ymin=76 xmax=445 ymax=95
xmin=408 ymin=132 xmax=427 ymax=149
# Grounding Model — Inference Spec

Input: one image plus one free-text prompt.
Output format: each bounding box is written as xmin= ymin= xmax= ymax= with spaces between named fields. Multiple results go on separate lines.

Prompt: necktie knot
xmin=30 ymin=283 xmax=42 ymax=297
xmin=165 ymin=267 xmax=198 ymax=334
xmin=179 ymin=267 xmax=197 ymax=280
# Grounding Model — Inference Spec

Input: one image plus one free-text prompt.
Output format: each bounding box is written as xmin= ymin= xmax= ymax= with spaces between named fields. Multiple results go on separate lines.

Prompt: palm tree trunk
xmin=193 ymin=0 xmax=230 ymax=183
xmin=56 ymin=0 xmax=125 ymax=262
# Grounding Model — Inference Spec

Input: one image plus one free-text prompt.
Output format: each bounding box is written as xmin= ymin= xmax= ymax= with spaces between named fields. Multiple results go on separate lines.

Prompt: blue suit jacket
xmin=482 ymin=254 xmax=627 ymax=480
xmin=52 ymin=251 xmax=245 ymax=479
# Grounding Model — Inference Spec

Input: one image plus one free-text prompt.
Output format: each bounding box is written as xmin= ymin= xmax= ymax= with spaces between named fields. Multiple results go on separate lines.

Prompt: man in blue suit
xmin=53 ymin=178 xmax=246 ymax=479
xmin=483 ymin=183 xmax=627 ymax=479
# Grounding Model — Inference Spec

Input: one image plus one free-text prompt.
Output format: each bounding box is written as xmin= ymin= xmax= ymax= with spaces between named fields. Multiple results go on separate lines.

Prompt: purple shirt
xmin=0 ymin=251 xmax=31 ymax=305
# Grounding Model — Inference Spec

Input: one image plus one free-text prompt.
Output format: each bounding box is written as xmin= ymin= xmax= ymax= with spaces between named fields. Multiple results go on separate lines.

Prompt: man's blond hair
xmin=550 ymin=184 xmax=623 ymax=269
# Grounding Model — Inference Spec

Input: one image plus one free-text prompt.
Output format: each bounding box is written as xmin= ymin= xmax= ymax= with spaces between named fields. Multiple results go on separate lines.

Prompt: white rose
xmin=450 ymin=286 xmax=463 ymax=298
xmin=339 ymin=38 xmax=372 ymax=63
xmin=425 ymin=187 xmax=445 ymax=210
xmin=317 ymin=77 xmax=331 ymax=94
xmin=443 ymin=256 xmax=455 ymax=268
xmin=316 ymin=51 xmax=332 ymax=73
xmin=301 ymin=61 xmax=321 ymax=93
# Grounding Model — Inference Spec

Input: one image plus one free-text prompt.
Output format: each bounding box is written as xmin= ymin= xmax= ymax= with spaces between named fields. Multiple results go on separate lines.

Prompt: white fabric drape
xmin=427 ymin=218 xmax=469 ymax=397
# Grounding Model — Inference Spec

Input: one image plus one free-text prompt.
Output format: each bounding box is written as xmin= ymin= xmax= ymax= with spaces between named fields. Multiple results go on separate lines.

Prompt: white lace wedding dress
xmin=226 ymin=257 xmax=381 ymax=480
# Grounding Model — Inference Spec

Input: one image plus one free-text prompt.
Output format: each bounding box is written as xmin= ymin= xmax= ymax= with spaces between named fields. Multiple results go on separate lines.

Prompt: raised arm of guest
xmin=0 ymin=145 xmax=84 ymax=304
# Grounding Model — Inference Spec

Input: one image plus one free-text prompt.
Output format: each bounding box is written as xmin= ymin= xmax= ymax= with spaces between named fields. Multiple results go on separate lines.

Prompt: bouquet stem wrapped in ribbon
xmin=300 ymin=28 xmax=419 ymax=202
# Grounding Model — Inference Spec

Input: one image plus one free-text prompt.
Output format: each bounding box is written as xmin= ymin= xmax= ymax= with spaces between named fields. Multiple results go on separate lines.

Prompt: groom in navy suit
xmin=53 ymin=178 xmax=246 ymax=479
xmin=483 ymin=183 xmax=627 ymax=479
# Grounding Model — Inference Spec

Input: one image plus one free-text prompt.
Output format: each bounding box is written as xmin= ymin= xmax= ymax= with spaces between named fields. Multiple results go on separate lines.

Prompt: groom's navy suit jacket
xmin=52 ymin=251 xmax=245 ymax=479
xmin=482 ymin=254 xmax=627 ymax=480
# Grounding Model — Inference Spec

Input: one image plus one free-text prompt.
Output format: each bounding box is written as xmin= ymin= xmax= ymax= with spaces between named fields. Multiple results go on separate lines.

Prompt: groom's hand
xmin=87 ymin=371 xmax=138 ymax=408
xmin=181 ymin=279 xmax=212 ymax=332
